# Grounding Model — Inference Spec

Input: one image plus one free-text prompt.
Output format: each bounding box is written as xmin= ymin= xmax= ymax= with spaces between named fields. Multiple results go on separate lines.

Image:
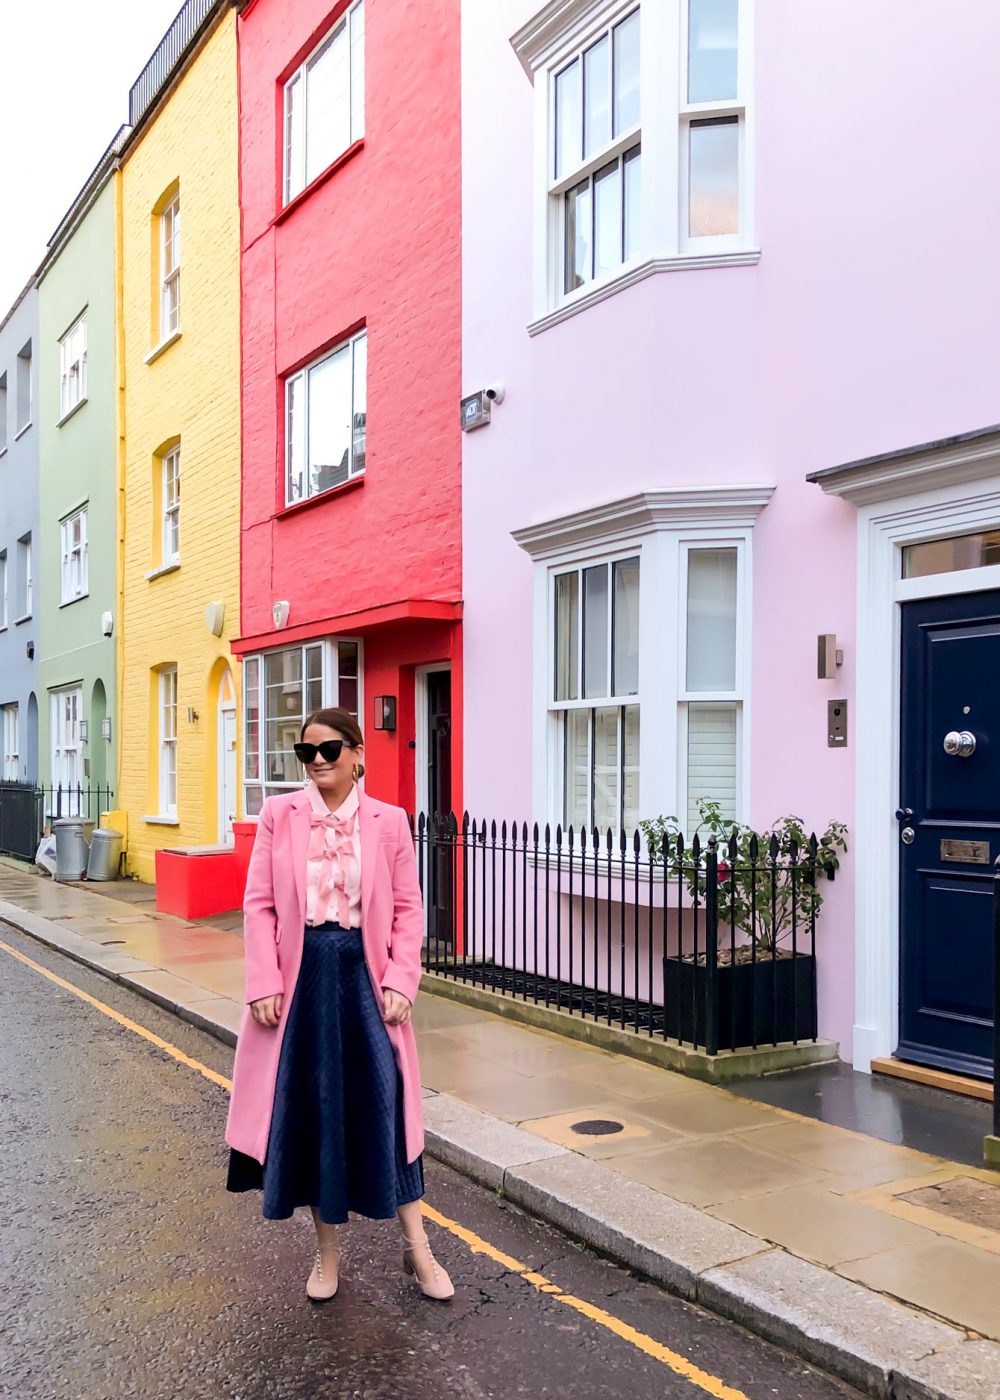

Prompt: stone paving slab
xmin=505 ymin=1150 xmax=768 ymax=1299
xmin=423 ymin=1092 xmax=567 ymax=1191
xmin=893 ymin=1341 xmax=1000 ymax=1400
xmin=698 ymin=1249 xmax=964 ymax=1397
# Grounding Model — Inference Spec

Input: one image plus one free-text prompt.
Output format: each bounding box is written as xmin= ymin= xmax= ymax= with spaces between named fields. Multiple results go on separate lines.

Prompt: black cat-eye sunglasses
xmin=293 ymin=740 xmax=357 ymax=765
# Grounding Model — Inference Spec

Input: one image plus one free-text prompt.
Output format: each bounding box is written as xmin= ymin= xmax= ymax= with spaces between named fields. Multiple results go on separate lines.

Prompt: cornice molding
xmin=807 ymin=425 xmax=1000 ymax=507
xmin=512 ymin=486 xmax=776 ymax=559
xmin=511 ymin=0 xmax=633 ymax=79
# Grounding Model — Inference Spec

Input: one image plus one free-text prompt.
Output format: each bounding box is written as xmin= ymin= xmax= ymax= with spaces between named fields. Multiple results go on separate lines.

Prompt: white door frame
xmin=415 ymin=663 xmax=452 ymax=821
xmin=842 ymin=456 xmax=1000 ymax=1072
xmin=218 ymin=670 xmax=237 ymax=845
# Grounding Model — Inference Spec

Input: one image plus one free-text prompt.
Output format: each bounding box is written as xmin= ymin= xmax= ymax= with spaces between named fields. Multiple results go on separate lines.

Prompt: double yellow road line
xmin=0 ymin=936 xmax=750 ymax=1400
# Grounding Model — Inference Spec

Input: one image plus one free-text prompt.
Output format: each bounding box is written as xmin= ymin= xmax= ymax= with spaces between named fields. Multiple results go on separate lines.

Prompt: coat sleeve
xmin=380 ymin=807 xmax=425 ymax=1006
xmin=242 ymin=799 xmax=284 ymax=1005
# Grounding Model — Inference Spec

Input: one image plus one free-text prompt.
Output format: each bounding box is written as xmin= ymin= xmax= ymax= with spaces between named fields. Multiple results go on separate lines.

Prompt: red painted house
xmin=234 ymin=0 xmax=462 ymax=826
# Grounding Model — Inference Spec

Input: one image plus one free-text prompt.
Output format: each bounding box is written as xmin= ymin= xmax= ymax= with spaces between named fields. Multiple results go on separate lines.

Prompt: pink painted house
xmin=460 ymin=0 xmax=1000 ymax=1080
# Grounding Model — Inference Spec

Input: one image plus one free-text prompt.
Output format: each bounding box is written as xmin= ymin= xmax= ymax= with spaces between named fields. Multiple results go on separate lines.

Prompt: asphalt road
xmin=0 ymin=924 xmax=865 ymax=1400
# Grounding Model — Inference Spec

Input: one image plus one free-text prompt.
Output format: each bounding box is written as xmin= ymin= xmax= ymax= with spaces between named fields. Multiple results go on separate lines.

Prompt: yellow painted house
xmin=118 ymin=2 xmax=240 ymax=881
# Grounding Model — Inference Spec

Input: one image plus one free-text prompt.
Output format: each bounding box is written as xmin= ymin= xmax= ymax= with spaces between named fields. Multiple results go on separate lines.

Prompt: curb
xmin=2 ymin=900 xmax=995 ymax=1400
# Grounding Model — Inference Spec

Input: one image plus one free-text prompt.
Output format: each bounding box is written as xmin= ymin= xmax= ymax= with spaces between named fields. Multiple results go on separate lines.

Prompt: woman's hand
xmin=381 ymin=989 xmax=412 ymax=1026
xmin=250 ymin=994 xmax=283 ymax=1028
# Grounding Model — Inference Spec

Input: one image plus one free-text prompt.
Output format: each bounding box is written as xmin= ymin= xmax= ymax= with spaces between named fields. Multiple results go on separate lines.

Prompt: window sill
xmin=528 ymin=250 xmax=762 ymax=337
xmin=58 ymin=593 xmax=90 ymax=609
xmin=13 ymin=422 xmax=32 ymax=443
xmin=13 ymin=614 xmax=31 ymax=627
xmin=276 ymin=472 xmax=365 ymax=520
xmin=0 ymin=448 xmax=8 ymax=461
xmin=144 ymin=329 xmax=182 ymax=365
xmin=0 ymin=626 xmax=7 ymax=635
xmin=144 ymin=562 xmax=180 ymax=582
xmin=273 ymin=140 xmax=365 ymax=226
xmin=57 ymin=398 xmax=87 ymax=428
xmin=143 ymin=815 xmax=180 ymax=826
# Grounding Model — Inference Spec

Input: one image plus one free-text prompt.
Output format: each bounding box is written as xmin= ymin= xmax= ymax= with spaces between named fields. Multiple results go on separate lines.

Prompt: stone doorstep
xmin=420 ymin=970 xmax=839 ymax=1082
xmin=2 ymin=898 xmax=987 ymax=1399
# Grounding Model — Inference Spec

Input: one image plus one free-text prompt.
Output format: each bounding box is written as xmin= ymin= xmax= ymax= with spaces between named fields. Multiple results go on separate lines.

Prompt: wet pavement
xmin=0 ymin=922 xmax=864 ymax=1400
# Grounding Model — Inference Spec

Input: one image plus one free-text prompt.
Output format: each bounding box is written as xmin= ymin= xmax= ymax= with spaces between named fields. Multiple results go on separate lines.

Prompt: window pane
xmin=902 ymin=531 xmax=1000 ymax=578
xmin=285 ymin=73 xmax=303 ymax=199
xmin=583 ymin=564 xmax=610 ymax=699
xmin=564 ymin=180 xmax=592 ymax=294
xmin=593 ymin=160 xmax=621 ymax=278
xmin=563 ymin=709 xmax=590 ymax=831
xmin=593 ymin=707 xmax=620 ymax=834
xmin=555 ymin=59 xmax=582 ymax=179
xmin=308 ymin=346 xmax=351 ymax=494
xmin=689 ymin=117 xmax=739 ymax=236
xmin=623 ymin=146 xmax=641 ymax=260
xmin=349 ymin=0 xmax=365 ymax=139
xmin=687 ymin=702 xmax=737 ymax=833
xmin=583 ymin=36 xmax=611 ymax=157
xmin=612 ymin=557 xmax=639 ymax=696
xmin=688 ymin=0 xmax=738 ymax=103
xmin=245 ymin=659 xmax=260 ymax=782
xmin=244 ymin=786 xmax=263 ymax=817
xmin=686 ymin=548 xmax=738 ymax=692
xmin=306 ymin=26 xmax=350 ymax=184
xmin=338 ymin=639 xmax=359 ymax=715
xmin=554 ymin=570 xmax=579 ymax=702
xmin=286 ymin=375 xmax=305 ymax=502
xmin=623 ymin=705 xmax=640 ymax=834
xmin=613 ymin=10 xmax=640 ymax=133
xmin=352 ymin=333 xmax=367 ymax=474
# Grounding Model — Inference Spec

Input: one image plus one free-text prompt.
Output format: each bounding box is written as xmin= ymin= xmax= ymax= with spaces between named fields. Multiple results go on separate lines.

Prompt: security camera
xmin=484 ymin=381 xmax=506 ymax=405
xmin=101 ymin=611 xmax=114 ymax=638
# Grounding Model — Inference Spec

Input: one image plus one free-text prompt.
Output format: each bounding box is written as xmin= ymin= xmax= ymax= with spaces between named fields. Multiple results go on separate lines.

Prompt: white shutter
xmin=686 ymin=702 xmax=738 ymax=835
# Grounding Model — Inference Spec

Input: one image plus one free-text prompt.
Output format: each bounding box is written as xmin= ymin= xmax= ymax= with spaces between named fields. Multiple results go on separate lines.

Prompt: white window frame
xmin=0 ymin=373 xmax=7 ymax=453
xmin=2 ymin=703 xmax=18 ymax=781
xmin=513 ymin=486 xmax=772 ymax=836
xmin=241 ymin=638 xmax=363 ymax=815
xmin=59 ymin=313 xmax=88 ymax=419
xmin=0 ymin=551 xmax=7 ymax=629
xmin=159 ymin=666 xmax=178 ymax=819
xmin=15 ymin=342 xmax=31 ymax=434
xmin=285 ymin=329 xmax=367 ymax=506
xmin=514 ymin=0 xmax=757 ymax=330
xmin=50 ymin=686 xmax=83 ymax=814
xmin=17 ymin=533 xmax=32 ymax=619
xmin=162 ymin=446 xmax=181 ymax=565
xmin=283 ymin=0 xmax=366 ymax=205
xmin=60 ymin=507 xmax=89 ymax=604
xmin=160 ymin=194 xmax=181 ymax=341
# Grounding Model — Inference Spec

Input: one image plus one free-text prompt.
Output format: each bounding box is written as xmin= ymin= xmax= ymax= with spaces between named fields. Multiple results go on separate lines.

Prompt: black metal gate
xmin=0 ymin=783 xmax=44 ymax=861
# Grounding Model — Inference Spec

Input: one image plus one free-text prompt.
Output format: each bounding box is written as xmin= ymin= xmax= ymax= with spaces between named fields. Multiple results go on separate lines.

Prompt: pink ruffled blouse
xmin=304 ymin=782 xmax=362 ymax=929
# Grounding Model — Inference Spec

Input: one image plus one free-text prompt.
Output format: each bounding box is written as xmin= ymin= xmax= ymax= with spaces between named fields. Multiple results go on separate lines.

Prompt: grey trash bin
xmin=53 ymin=818 xmax=95 ymax=881
xmin=87 ymin=828 xmax=124 ymax=881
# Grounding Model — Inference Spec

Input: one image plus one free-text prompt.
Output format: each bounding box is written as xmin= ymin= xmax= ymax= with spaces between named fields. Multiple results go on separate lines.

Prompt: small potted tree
xmin=640 ymin=800 xmax=848 ymax=1050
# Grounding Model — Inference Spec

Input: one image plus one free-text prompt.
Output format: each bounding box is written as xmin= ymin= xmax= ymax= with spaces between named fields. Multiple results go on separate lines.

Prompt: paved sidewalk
xmin=2 ymin=861 xmax=1000 ymax=1399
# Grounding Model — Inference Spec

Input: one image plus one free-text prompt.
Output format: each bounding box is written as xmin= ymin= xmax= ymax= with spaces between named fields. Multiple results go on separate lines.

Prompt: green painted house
xmin=36 ymin=130 xmax=127 ymax=816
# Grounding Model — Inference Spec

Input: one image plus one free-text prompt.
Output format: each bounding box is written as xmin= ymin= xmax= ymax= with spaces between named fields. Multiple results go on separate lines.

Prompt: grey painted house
xmin=0 ymin=281 xmax=41 ymax=783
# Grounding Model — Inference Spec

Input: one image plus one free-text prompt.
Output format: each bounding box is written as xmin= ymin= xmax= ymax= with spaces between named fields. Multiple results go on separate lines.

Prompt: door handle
xmin=895 ymin=808 xmax=913 ymax=821
xmin=943 ymin=730 xmax=976 ymax=758
xmin=901 ymin=827 xmax=915 ymax=845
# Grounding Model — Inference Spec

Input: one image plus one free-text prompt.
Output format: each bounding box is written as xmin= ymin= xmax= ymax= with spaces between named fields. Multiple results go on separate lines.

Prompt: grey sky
xmin=0 ymin=0 xmax=184 ymax=314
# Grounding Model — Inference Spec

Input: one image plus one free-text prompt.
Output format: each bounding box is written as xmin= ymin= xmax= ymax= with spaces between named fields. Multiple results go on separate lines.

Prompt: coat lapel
xmin=289 ymin=791 xmax=312 ymax=922
xmin=359 ymin=791 xmax=380 ymax=928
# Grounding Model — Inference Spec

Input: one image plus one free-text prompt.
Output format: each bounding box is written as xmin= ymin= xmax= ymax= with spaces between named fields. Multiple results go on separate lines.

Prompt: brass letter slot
xmin=940 ymin=839 xmax=991 ymax=865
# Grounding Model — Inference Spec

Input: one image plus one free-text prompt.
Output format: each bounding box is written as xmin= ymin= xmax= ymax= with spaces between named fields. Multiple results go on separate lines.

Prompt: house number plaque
xmin=939 ymin=839 xmax=990 ymax=864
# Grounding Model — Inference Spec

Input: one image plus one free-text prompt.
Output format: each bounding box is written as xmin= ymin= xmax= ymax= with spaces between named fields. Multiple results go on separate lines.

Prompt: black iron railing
xmin=0 ymin=784 xmax=115 ymax=863
xmin=413 ymin=814 xmax=821 ymax=1056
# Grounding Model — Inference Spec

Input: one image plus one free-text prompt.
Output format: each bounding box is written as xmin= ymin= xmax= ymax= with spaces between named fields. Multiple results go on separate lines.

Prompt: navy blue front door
xmin=898 ymin=590 xmax=1000 ymax=1078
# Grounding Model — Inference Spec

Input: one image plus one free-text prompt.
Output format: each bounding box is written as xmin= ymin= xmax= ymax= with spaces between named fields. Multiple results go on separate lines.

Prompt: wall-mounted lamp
xmin=101 ymin=717 xmax=112 ymax=742
xmin=817 ymin=634 xmax=844 ymax=680
xmin=205 ymin=601 xmax=225 ymax=637
xmin=272 ymin=600 xmax=290 ymax=629
xmin=79 ymin=720 xmax=89 ymax=743
xmin=187 ymin=707 xmax=200 ymax=724
xmin=25 ymin=641 xmax=34 ymax=660
xmin=374 ymin=695 xmax=397 ymax=732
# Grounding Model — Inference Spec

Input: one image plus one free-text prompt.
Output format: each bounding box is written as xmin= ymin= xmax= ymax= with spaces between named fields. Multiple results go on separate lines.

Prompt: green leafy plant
xmin=639 ymin=798 xmax=848 ymax=956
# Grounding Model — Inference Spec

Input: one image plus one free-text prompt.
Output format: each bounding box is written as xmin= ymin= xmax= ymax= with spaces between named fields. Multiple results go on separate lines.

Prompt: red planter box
xmin=155 ymin=846 xmax=242 ymax=920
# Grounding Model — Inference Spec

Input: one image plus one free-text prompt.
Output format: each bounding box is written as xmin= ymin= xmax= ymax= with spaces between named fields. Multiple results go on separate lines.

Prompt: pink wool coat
xmin=225 ymin=788 xmax=425 ymax=1165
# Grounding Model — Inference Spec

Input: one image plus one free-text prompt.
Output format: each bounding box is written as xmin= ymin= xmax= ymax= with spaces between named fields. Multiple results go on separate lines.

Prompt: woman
xmin=225 ymin=707 xmax=453 ymax=1303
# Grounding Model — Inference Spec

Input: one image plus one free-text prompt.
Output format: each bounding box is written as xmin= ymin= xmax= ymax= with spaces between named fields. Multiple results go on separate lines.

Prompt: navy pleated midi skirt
xmin=227 ymin=921 xmax=424 ymax=1224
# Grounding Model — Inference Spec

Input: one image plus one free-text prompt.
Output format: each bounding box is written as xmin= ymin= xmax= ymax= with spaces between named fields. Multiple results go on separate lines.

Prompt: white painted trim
xmin=851 ymin=475 xmax=1000 ymax=1073
xmin=513 ymin=485 xmax=775 ymax=559
xmin=810 ymin=426 xmax=1000 ymax=506
xmin=414 ymin=664 xmax=451 ymax=820
xmin=527 ymin=249 xmax=761 ymax=335
xmin=512 ymin=0 xmax=636 ymax=78
xmin=144 ymin=329 xmax=182 ymax=366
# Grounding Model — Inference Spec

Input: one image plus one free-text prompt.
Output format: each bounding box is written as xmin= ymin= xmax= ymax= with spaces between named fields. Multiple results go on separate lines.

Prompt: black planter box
xmin=662 ymin=952 xmax=817 ymax=1051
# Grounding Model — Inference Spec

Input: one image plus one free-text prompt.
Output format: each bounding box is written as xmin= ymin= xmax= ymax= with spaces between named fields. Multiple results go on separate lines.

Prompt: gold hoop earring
xmin=352 ymin=763 xmax=361 ymax=783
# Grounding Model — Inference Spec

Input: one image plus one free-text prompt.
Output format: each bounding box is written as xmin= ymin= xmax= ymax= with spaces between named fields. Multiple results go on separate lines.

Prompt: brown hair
xmin=301 ymin=708 xmax=365 ymax=780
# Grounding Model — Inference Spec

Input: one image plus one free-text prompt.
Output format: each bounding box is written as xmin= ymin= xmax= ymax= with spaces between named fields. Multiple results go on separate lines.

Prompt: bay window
xmin=243 ymin=639 xmax=361 ymax=815
xmin=681 ymin=546 xmax=741 ymax=832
